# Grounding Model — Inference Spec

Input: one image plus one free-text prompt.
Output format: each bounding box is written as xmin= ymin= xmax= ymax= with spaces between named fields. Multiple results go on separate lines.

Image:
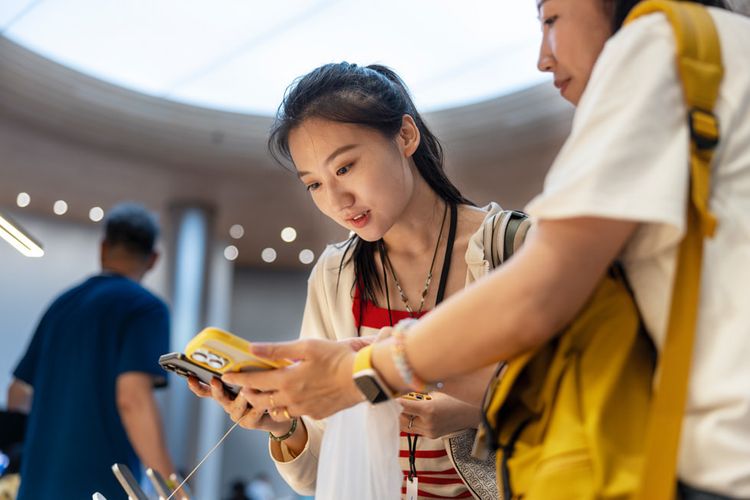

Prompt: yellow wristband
xmin=353 ymin=344 xmax=375 ymax=374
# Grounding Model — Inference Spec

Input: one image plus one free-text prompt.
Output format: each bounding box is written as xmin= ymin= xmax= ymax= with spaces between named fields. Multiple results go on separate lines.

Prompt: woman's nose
xmin=537 ymin=38 xmax=555 ymax=73
xmin=328 ymin=184 xmax=354 ymax=212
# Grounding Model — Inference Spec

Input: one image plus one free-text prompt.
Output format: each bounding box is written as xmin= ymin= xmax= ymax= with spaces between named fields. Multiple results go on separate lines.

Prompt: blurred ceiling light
xmin=261 ymin=247 xmax=277 ymax=263
xmin=299 ymin=249 xmax=314 ymax=265
xmin=224 ymin=245 xmax=239 ymax=261
xmin=0 ymin=212 xmax=44 ymax=257
xmin=281 ymin=227 xmax=297 ymax=243
xmin=53 ymin=200 xmax=68 ymax=215
xmin=229 ymin=224 xmax=244 ymax=239
xmin=16 ymin=192 xmax=31 ymax=208
xmin=89 ymin=206 xmax=104 ymax=222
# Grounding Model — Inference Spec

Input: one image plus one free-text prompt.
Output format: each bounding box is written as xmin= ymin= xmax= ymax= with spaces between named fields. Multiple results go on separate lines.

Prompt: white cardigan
xmin=270 ymin=203 xmax=508 ymax=496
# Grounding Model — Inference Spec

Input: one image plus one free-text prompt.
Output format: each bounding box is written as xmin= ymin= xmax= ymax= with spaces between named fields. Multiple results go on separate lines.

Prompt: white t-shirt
xmin=525 ymin=8 xmax=750 ymax=497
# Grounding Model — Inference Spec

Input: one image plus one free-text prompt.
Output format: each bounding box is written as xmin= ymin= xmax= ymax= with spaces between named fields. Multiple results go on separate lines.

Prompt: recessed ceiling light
xmin=261 ymin=247 xmax=277 ymax=263
xmin=281 ymin=227 xmax=297 ymax=243
xmin=89 ymin=207 xmax=104 ymax=222
xmin=229 ymin=224 xmax=244 ymax=239
xmin=16 ymin=192 xmax=31 ymax=208
xmin=53 ymin=200 xmax=68 ymax=215
xmin=224 ymin=245 xmax=239 ymax=261
xmin=299 ymin=249 xmax=315 ymax=265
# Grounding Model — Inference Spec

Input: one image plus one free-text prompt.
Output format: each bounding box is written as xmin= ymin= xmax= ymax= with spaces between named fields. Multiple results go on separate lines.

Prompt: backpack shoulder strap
xmin=624 ymin=2 xmax=723 ymax=499
xmin=483 ymin=210 xmax=531 ymax=269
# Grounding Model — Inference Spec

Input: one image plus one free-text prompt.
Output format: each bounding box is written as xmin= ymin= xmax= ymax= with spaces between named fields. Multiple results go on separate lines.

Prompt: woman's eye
xmin=336 ymin=164 xmax=352 ymax=176
xmin=543 ymin=15 xmax=558 ymax=27
xmin=306 ymin=182 xmax=321 ymax=192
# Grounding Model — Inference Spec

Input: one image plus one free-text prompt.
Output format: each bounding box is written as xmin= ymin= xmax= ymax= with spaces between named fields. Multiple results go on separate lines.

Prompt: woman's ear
xmin=398 ymin=114 xmax=421 ymax=158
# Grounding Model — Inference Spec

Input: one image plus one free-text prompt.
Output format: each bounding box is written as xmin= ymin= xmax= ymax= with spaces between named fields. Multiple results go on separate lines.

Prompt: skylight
xmin=1 ymin=0 xmax=549 ymax=115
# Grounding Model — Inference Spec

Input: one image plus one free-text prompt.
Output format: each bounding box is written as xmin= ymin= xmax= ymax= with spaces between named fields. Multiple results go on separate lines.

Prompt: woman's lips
xmin=347 ymin=210 xmax=370 ymax=229
xmin=554 ymin=78 xmax=571 ymax=95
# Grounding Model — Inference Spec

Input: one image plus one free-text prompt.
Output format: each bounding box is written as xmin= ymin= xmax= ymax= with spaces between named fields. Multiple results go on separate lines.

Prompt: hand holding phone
xmin=161 ymin=327 xmax=296 ymax=434
xmin=160 ymin=327 xmax=292 ymax=396
xmin=159 ymin=352 xmax=241 ymax=396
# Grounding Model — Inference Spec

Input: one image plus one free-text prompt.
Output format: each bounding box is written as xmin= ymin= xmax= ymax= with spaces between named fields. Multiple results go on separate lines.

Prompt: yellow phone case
xmin=184 ymin=327 xmax=291 ymax=374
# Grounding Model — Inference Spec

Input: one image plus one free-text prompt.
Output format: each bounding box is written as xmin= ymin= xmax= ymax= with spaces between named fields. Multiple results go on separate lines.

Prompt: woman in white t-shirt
xmin=227 ymin=0 xmax=750 ymax=498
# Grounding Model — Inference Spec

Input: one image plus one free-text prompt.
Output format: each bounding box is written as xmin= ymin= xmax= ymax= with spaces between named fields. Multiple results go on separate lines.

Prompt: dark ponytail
xmin=269 ymin=62 xmax=471 ymax=305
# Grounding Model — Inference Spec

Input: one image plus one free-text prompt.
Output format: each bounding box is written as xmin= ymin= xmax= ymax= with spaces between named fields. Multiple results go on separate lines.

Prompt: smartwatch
xmin=352 ymin=345 xmax=393 ymax=404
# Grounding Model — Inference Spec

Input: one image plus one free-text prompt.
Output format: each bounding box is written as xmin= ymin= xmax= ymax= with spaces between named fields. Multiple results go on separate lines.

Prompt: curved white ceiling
xmin=1 ymin=0 xmax=549 ymax=115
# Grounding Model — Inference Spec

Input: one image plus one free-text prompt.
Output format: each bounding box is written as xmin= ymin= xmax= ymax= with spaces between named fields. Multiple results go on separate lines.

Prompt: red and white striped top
xmin=353 ymin=290 xmax=472 ymax=500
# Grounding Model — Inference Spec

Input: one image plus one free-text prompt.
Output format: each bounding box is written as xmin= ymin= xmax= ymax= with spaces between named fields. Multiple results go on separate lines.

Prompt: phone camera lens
xmin=205 ymin=352 xmax=226 ymax=369
xmin=191 ymin=350 xmax=208 ymax=363
xmin=208 ymin=357 xmax=226 ymax=369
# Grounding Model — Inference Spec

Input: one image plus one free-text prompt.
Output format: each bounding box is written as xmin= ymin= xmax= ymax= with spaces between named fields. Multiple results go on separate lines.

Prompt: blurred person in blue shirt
xmin=7 ymin=202 xmax=175 ymax=499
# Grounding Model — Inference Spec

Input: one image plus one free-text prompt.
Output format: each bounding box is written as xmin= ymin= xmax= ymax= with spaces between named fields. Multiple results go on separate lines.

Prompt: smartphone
xmin=184 ymin=327 xmax=291 ymax=373
xmin=111 ymin=463 xmax=149 ymax=500
xmin=168 ymin=472 xmax=193 ymax=500
xmin=403 ymin=392 xmax=432 ymax=401
xmin=159 ymin=352 xmax=241 ymax=396
xmin=146 ymin=468 xmax=172 ymax=500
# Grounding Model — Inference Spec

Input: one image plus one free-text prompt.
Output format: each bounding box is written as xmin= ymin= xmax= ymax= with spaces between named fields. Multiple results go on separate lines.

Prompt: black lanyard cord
xmin=407 ymin=433 xmax=419 ymax=482
xmin=367 ymin=202 xmax=459 ymax=483
xmin=404 ymin=203 xmax=458 ymax=482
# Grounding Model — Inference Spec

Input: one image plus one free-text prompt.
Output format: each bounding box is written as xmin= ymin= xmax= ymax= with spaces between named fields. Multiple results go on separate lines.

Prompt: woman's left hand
xmin=399 ymin=392 xmax=481 ymax=439
xmin=222 ymin=338 xmax=365 ymax=420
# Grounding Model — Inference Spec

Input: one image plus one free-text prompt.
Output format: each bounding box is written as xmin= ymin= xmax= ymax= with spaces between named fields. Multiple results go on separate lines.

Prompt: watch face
xmin=354 ymin=376 xmax=389 ymax=404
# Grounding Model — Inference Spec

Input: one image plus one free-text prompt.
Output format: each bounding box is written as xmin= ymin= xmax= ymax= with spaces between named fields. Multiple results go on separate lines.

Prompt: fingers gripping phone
xmin=111 ymin=463 xmax=149 ymax=500
xmin=159 ymin=352 xmax=241 ymax=396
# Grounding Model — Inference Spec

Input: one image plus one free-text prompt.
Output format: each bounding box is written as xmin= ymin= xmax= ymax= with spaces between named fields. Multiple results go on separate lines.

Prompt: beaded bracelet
xmin=269 ymin=417 xmax=298 ymax=442
xmin=391 ymin=318 xmax=443 ymax=392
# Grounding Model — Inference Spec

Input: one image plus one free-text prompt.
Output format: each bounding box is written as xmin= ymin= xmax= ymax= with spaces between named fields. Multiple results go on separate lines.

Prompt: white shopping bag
xmin=316 ymin=400 xmax=402 ymax=500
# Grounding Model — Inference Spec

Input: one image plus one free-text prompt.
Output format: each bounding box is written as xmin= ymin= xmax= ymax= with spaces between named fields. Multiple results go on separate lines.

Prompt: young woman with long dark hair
xmin=190 ymin=62 xmax=526 ymax=499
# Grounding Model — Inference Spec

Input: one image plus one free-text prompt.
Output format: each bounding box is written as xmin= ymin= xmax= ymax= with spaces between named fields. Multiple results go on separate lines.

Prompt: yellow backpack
xmin=475 ymin=2 xmax=723 ymax=498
